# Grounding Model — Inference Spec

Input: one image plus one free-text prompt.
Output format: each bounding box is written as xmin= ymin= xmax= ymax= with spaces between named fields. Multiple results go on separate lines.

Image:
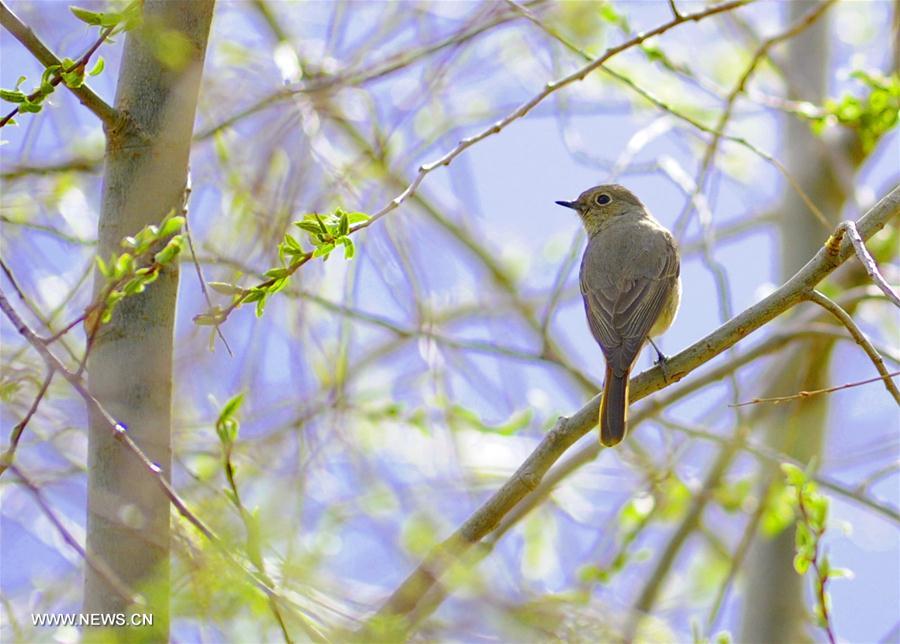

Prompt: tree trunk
xmin=741 ymin=2 xmax=845 ymax=641
xmin=84 ymin=1 xmax=215 ymax=639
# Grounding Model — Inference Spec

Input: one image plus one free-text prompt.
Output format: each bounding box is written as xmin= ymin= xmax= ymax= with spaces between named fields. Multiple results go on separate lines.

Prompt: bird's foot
xmin=648 ymin=338 xmax=671 ymax=382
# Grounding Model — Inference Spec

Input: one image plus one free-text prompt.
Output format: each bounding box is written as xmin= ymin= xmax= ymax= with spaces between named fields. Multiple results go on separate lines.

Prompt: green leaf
xmin=61 ymin=69 xmax=85 ymax=89
xmin=264 ymin=267 xmax=291 ymax=280
xmin=793 ymin=552 xmax=811 ymax=575
xmin=135 ymin=267 xmax=158 ymax=283
xmin=216 ymin=417 xmax=238 ymax=446
xmin=255 ymin=294 xmax=267 ymax=317
xmin=268 ymin=277 xmax=288 ymax=295
xmin=117 ymin=2 xmax=142 ymax=31
xmin=619 ymin=495 xmax=655 ymax=532
xmin=828 ymin=567 xmax=853 ymax=580
xmin=0 ymin=89 xmax=27 ymax=104
xmin=41 ymin=65 xmax=61 ymax=88
xmin=312 ymin=243 xmax=334 ymax=258
xmin=218 ymin=391 xmax=245 ymax=423
xmin=88 ymin=57 xmax=105 ymax=76
xmin=714 ymin=477 xmax=753 ymax=513
xmin=341 ymin=237 xmax=355 ymax=259
xmin=338 ymin=212 xmax=349 ymax=236
xmin=242 ymin=289 xmax=265 ymax=304
xmin=100 ymin=10 xmax=127 ymax=28
xmin=294 ymin=221 xmax=323 ymax=235
xmin=208 ymin=282 xmax=244 ymax=296
xmin=714 ymin=632 xmax=732 ymax=644
xmin=113 ymin=252 xmax=134 ymax=279
xmin=193 ymin=312 xmax=222 ymax=326
xmin=95 ymin=255 xmax=110 ymax=277
xmin=18 ymin=100 xmax=43 ymax=114
xmin=598 ymin=2 xmax=630 ymax=32
xmin=122 ymin=277 xmax=147 ymax=295
xmin=346 ymin=211 xmax=371 ymax=225
xmin=781 ymin=463 xmax=806 ymax=488
xmin=313 ymin=212 xmax=329 ymax=234
xmin=153 ymin=236 xmax=183 ymax=264
xmin=658 ymin=476 xmax=691 ymax=521
xmin=809 ymin=494 xmax=829 ymax=528
xmin=70 ymin=6 xmax=105 ymax=25
xmin=795 ymin=521 xmax=812 ymax=550
xmin=282 ymin=233 xmax=303 ymax=251
xmin=158 ymin=215 xmax=185 ymax=239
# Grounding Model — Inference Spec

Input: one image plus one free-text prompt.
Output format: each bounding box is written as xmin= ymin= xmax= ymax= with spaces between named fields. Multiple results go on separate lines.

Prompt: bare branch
xmin=806 ymin=290 xmax=900 ymax=403
xmin=732 ymin=370 xmax=900 ymax=407
xmin=672 ymin=0 xmax=836 ymax=238
xmin=366 ymin=186 xmax=900 ymax=629
xmin=9 ymin=464 xmax=139 ymax=605
xmin=0 ymin=368 xmax=54 ymax=477
xmin=353 ymin=0 xmax=753 ymax=232
xmin=0 ymin=287 xmax=325 ymax=635
xmin=834 ymin=219 xmax=900 ymax=308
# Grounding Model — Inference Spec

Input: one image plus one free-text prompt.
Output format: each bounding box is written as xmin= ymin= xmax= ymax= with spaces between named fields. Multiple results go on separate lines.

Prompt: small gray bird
xmin=556 ymin=184 xmax=681 ymax=447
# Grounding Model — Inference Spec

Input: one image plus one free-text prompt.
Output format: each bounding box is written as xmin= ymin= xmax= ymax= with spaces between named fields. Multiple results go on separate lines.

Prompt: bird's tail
xmin=599 ymin=365 xmax=629 ymax=447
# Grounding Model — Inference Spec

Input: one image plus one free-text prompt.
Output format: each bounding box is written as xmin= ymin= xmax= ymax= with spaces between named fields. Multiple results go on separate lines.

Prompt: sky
xmin=1 ymin=1 xmax=898 ymax=641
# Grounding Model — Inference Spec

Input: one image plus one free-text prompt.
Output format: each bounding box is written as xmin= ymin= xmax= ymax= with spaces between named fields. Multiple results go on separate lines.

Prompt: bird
xmin=556 ymin=184 xmax=681 ymax=447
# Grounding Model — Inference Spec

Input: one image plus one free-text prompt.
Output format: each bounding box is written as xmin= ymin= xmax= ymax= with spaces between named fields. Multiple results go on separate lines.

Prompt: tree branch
xmin=833 ymin=219 xmax=900 ymax=308
xmin=0 ymin=0 xmax=118 ymax=127
xmin=806 ymin=290 xmax=900 ymax=403
xmin=9 ymin=464 xmax=139 ymax=605
xmin=366 ymin=185 xmax=900 ymax=629
xmin=0 ymin=287 xmax=326 ymax=636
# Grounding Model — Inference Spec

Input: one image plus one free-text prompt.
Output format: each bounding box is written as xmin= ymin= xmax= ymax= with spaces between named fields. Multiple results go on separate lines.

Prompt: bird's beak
xmin=555 ymin=200 xmax=578 ymax=210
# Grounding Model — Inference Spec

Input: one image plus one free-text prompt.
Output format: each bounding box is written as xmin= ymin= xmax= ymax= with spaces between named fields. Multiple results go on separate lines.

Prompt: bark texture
xmin=84 ymin=1 xmax=215 ymax=638
xmin=741 ymin=2 xmax=847 ymax=641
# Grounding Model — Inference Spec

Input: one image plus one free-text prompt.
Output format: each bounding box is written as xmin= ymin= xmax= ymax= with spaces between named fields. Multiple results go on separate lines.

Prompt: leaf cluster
xmin=810 ymin=70 xmax=900 ymax=153
xmin=70 ymin=3 xmax=142 ymax=32
xmin=0 ymin=57 xmax=104 ymax=120
xmin=782 ymin=463 xmax=851 ymax=632
xmin=0 ymin=2 xmax=139 ymax=126
xmin=89 ymin=213 xmax=185 ymax=330
xmin=200 ymin=208 xmax=370 ymax=322
xmin=289 ymin=208 xmax=369 ymax=261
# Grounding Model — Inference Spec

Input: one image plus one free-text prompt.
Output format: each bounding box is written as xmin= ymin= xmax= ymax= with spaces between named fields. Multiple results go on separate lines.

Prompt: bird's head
xmin=555 ymin=184 xmax=645 ymax=235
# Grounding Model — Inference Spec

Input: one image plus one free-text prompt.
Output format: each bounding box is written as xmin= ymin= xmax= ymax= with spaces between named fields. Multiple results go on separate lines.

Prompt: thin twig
xmin=667 ymin=0 xmax=682 ymax=19
xmin=666 ymin=418 xmax=899 ymax=524
xmin=506 ymin=0 xmax=828 ymax=232
xmin=0 ymin=1 xmax=118 ymax=127
xmin=203 ymin=1 xmax=753 ymax=337
xmin=806 ymin=290 xmax=900 ymax=403
xmin=10 ymin=463 xmax=139 ymax=605
xmin=0 ymin=369 xmax=54 ymax=462
xmin=731 ymin=370 xmax=900 ymax=407
xmin=196 ymin=1 xmax=548 ymax=141
xmin=795 ymin=488 xmax=838 ymax=644
xmin=0 ymin=368 xmax=54 ymax=477
xmin=181 ymin=177 xmax=233 ymax=355
xmin=0 ymin=287 xmax=327 ymax=638
xmin=672 ymin=0 xmax=836 ymax=238
xmin=353 ymin=0 xmax=752 ymax=234
xmin=834 ymin=219 xmax=900 ymax=308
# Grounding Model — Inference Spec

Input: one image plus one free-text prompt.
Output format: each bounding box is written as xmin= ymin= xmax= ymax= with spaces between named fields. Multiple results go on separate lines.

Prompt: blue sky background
xmin=2 ymin=1 xmax=898 ymax=641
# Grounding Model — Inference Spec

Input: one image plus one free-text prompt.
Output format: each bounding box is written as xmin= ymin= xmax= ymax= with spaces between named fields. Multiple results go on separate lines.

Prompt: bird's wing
xmin=580 ymin=229 xmax=679 ymax=376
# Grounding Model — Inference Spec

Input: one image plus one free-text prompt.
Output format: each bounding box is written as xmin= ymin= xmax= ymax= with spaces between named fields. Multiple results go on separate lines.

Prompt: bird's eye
xmin=595 ymin=193 xmax=611 ymax=205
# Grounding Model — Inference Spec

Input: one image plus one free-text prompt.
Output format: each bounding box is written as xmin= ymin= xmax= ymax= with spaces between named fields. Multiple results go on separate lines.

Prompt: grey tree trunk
xmin=84 ymin=1 xmax=215 ymax=638
xmin=741 ymin=2 xmax=846 ymax=641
